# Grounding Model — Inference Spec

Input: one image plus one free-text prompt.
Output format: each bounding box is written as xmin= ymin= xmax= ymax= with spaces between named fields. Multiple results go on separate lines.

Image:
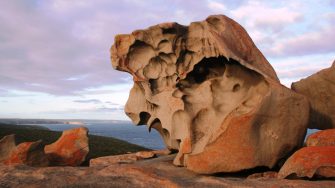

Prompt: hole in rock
xmin=177 ymin=56 xmax=227 ymax=90
xmin=138 ymin=112 xmax=151 ymax=125
xmin=232 ymin=84 xmax=240 ymax=92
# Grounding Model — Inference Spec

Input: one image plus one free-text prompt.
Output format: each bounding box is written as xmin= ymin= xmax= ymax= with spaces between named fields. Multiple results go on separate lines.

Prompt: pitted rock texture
xmin=292 ymin=61 xmax=335 ymax=129
xmin=0 ymin=135 xmax=49 ymax=167
xmin=306 ymin=129 xmax=335 ymax=147
xmin=111 ymin=15 xmax=309 ymax=174
xmin=278 ymin=146 xmax=335 ymax=179
xmin=44 ymin=127 xmax=89 ymax=166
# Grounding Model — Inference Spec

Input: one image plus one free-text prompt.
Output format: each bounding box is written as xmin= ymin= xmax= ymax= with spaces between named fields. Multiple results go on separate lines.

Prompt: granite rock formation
xmin=292 ymin=61 xmax=335 ymax=129
xmin=0 ymin=135 xmax=49 ymax=167
xmin=278 ymin=146 xmax=335 ymax=179
xmin=1 ymin=155 xmax=335 ymax=188
xmin=111 ymin=15 xmax=309 ymax=174
xmin=306 ymin=129 xmax=335 ymax=147
xmin=44 ymin=127 xmax=89 ymax=166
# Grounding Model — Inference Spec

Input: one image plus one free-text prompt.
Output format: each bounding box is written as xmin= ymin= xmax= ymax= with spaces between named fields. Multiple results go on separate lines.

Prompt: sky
xmin=0 ymin=0 xmax=334 ymax=120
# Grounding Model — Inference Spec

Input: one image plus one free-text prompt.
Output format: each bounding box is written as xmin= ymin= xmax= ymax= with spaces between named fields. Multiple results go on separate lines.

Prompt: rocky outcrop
xmin=292 ymin=61 xmax=335 ymax=129
xmin=44 ymin=127 xmax=89 ymax=166
xmin=111 ymin=14 xmax=309 ymax=174
xmin=0 ymin=135 xmax=49 ymax=167
xmin=1 ymin=155 xmax=335 ymax=188
xmin=0 ymin=135 xmax=16 ymax=162
xmin=306 ymin=129 xmax=335 ymax=147
xmin=278 ymin=146 xmax=335 ymax=179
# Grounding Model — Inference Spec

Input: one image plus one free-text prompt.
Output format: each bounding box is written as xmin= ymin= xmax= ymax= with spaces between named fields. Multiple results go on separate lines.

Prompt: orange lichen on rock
xmin=306 ymin=129 xmax=335 ymax=147
xmin=0 ymin=135 xmax=49 ymax=167
xmin=278 ymin=146 xmax=335 ymax=179
xmin=44 ymin=127 xmax=89 ymax=166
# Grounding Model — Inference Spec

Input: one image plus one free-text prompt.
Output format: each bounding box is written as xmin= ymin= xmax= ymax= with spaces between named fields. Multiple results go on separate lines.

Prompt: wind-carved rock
xmin=111 ymin=15 xmax=310 ymax=174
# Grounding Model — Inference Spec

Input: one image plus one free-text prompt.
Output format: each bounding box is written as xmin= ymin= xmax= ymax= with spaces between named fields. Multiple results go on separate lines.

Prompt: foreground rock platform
xmin=1 ymin=155 xmax=334 ymax=188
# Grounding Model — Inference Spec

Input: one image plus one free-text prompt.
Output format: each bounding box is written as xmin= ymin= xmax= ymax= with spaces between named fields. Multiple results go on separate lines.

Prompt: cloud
xmin=73 ymin=99 xmax=102 ymax=104
xmin=0 ymin=0 xmax=334 ymax=98
xmin=267 ymin=20 xmax=335 ymax=57
xmin=208 ymin=1 xmax=226 ymax=12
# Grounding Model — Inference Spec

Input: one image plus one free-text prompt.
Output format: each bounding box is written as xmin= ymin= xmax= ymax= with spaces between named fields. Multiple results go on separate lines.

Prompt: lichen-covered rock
xmin=278 ymin=146 xmax=335 ymax=179
xmin=0 ymin=135 xmax=16 ymax=163
xmin=306 ymin=129 xmax=335 ymax=147
xmin=0 ymin=135 xmax=49 ymax=167
xmin=111 ymin=15 xmax=309 ymax=174
xmin=1 ymin=155 xmax=335 ymax=188
xmin=292 ymin=61 xmax=335 ymax=129
xmin=44 ymin=127 xmax=89 ymax=166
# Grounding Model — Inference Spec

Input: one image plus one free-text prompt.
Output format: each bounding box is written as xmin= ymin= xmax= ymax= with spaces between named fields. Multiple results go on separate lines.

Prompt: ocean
xmin=32 ymin=120 xmax=319 ymax=150
xmin=36 ymin=121 xmax=165 ymax=150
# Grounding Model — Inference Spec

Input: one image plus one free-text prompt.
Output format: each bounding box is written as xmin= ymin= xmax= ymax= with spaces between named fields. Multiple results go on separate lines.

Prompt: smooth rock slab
xmin=306 ymin=129 xmax=335 ymax=147
xmin=292 ymin=61 xmax=335 ymax=129
xmin=278 ymin=146 xmax=335 ymax=179
xmin=44 ymin=127 xmax=89 ymax=166
xmin=1 ymin=155 xmax=335 ymax=188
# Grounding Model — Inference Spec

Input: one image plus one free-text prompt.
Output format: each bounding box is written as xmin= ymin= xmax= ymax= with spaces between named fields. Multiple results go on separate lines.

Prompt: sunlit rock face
xmin=111 ymin=15 xmax=309 ymax=174
xmin=45 ymin=127 xmax=89 ymax=166
xmin=0 ymin=135 xmax=49 ymax=167
xmin=292 ymin=61 xmax=335 ymax=130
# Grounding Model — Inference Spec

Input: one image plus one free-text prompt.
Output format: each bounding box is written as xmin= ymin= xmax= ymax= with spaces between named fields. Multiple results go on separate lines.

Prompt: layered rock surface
xmin=111 ymin=14 xmax=309 ymax=173
xmin=292 ymin=61 xmax=335 ymax=129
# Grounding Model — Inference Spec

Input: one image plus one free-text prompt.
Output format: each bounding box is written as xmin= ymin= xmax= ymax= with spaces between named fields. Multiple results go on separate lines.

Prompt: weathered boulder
xmin=306 ymin=129 xmax=335 ymax=147
xmin=278 ymin=146 xmax=335 ymax=179
xmin=0 ymin=135 xmax=49 ymax=167
xmin=0 ymin=135 xmax=16 ymax=162
xmin=292 ymin=61 xmax=335 ymax=129
xmin=111 ymin=14 xmax=309 ymax=173
xmin=44 ymin=127 xmax=89 ymax=166
xmin=1 ymin=155 xmax=335 ymax=187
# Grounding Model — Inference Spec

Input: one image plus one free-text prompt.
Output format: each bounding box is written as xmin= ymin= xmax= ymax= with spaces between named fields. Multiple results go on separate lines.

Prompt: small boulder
xmin=278 ymin=146 xmax=335 ymax=179
xmin=135 ymin=151 xmax=156 ymax=159
xmin=90 ymin=150 xmax=162 ymax=167
xmin=90 ymin=153 xmax=138 ymax=167
xmin=0 ymin=135 xmax=49 ymax=167
xmin=306 ymin=129 xmax=335 ymax=147
xmin=45 ymin=127 xmax=89 ymax=166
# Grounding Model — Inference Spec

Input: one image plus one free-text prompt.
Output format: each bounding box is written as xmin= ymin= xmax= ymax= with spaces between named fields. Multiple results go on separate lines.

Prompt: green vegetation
xmin=0 ymin=123 xmax=149 ymax=165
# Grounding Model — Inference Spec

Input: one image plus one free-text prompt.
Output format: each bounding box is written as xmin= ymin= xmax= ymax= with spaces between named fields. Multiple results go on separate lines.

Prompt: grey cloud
xmin=73 ymin=99 xmax=102 ymax=104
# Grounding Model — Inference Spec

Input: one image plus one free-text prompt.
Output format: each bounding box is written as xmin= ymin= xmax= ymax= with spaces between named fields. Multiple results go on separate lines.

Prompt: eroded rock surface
xmin=1 ymin=155 xmax=335 ymax=188
xmin=292 ymin=61 xmax=335 ymax=129
xmin=44 ymin=127 xmax=89 ymax=166
xmin=0 ymin=135 xmax=48 ymax=167
xmin=111 ymin=15 xmax=309 ymax=174
xmin=278 ymin=146 xmax=335 ymax=179
xmin=306 ymin=129 xmax=335 ymax=147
